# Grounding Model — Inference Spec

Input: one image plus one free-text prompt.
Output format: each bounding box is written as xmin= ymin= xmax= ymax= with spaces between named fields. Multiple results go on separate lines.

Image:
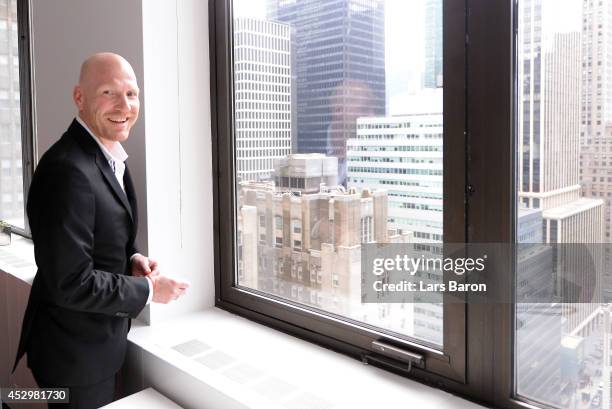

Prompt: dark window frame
xmin=210 ymin=0 xmax=529 ymax=408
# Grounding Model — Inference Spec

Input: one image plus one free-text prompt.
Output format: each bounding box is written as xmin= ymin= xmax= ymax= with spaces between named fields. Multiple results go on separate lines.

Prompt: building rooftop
xmin=542 ymin=197 xmax=604 ymax=219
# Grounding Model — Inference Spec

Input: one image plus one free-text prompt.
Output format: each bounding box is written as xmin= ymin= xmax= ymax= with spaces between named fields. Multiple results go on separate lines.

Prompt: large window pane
xmin=515 ymin=0 xmax=610 ymax=407
xmin=0 ymin=0 xmax=24 ymax=230
xmin=233 ymin=0 xmax=444 ymax=347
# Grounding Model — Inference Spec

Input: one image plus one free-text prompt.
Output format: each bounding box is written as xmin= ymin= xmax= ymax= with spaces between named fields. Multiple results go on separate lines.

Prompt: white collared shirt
xmin=75 ymin=116 xmax=153 ymax=304
xmin=76 ymin=116 xmax=128 ymax=192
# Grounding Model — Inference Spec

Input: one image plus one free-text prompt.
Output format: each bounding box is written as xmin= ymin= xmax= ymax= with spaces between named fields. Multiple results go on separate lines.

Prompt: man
xmin=12 ymin=53 xmax=188 ymax=408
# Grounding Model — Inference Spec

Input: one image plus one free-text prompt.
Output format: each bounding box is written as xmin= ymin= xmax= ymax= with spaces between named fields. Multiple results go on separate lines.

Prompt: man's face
xmin=74 ymin=63 xmax=140 ymax=146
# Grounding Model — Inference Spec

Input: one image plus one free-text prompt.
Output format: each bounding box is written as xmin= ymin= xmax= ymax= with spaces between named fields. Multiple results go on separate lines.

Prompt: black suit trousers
xmin=32 ymin=371 xmax=116 ymax=409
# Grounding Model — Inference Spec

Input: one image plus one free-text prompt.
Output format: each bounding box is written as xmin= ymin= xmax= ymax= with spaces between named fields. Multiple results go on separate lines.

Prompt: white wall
xmin=142 ymin=0 xmax=214 ymax=320
xmin=30 ymin=0 xmax=214 ymax=320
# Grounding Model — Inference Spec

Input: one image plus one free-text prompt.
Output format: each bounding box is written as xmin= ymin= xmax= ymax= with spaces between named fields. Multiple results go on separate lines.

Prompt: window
xmin=213 ymin=0 xmax=467 ymax=385
xmin=0 ymin=0 xmax=34 ymax=236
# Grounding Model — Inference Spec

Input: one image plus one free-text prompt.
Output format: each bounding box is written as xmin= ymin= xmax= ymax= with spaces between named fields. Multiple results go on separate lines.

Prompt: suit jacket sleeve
xmin=32 ymin=162 xmax=149 ymax=318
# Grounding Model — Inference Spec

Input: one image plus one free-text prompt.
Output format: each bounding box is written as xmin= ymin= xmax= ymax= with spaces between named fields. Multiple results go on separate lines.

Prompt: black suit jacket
xmin=13 ymin=119 xmax=150 ymax=386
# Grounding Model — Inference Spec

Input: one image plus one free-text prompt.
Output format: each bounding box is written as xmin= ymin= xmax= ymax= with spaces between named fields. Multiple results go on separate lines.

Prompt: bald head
xmin=73 ymin=53 xmax=140 ymax=149
xmin=78 ymin=53 xmax=137 ymax=90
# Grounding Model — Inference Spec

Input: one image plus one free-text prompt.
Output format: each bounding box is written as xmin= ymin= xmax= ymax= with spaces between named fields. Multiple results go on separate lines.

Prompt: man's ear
xmin=73 ymin=85 xmax=84 ymax=110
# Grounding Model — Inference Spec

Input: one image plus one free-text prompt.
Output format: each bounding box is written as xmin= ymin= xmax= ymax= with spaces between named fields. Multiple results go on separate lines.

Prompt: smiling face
xmin=73 ymin=54 xmax=140 ymax=149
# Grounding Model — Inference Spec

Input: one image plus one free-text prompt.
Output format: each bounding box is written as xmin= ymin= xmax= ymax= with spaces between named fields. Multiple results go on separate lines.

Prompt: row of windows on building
xmin=233 ymin=19 xmax=289 ymax=38
xmin=388 ymin=191 xmax=443 ymax=200
xmin=235 ymin=121 xmax=291 ymax=130
xmin=349 ymin=145 xmax=442 ymax=152
xmin=388 ymin=217 xmax=443 ymax=229
xmin=413 ymin=232 xmax=443 ymax=241
xmin=237 ymin=149 xmax=289 ymax=159
xmin=273 ymin=176 xmax=305 ymax=189
xmin=583 ymin=186 xmax=612 ymax=198
xmin=235 ymin=91 xmax=290 ymax=103
xmin=357 ymin=122 xmax=440 ymax=130
xmin=581 ymin=137 xmax=612 ymax=143
xmin=235 ymin=72 xmax=290 ymax=83
xmin=234 ymin=32 xmax=290 ymax=52
xmin=237 ymin=159 xmax=275 ymax=173
xmin=235 ymin=102 xmax=290 ymax=111
xmin=348 ymin=166 xmax=442 ymax=176
xmin=351 ymin=177 xmax=442 ymax=189
xmin=390 ymin=201 xmax=443 ymax=212
xmin=234 ymin=82 xmax=290 ymax=94
xmin=258 ymin=214 xmax=375 ymax=251
xmin=348 ymin=156 xmax=440 ymax=165
xmin=236 ymin=139 xmax=290 ymax=148
xmin=234 ymin=48 xmax=290 ymax=67
xmin=235 ymin=111 xmax=290 ymax=121
xmin=352 ymin=133 xmax=442 ymax=140
xmin=234 ymin=62 xmax=290 ymax=76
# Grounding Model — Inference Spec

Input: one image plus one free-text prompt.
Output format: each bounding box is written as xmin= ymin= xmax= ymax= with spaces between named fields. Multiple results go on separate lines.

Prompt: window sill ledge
xmin=0 ymin=235 xmax=36 ymax=285
xmin=127 ymin=307 xmax=485 ymax=409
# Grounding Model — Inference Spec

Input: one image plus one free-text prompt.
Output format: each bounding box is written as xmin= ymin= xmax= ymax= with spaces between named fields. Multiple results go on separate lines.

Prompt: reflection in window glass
xmin=233 ymin=0 xmax=444 ymax=347
xmin=0 ymin=0 xmax=23 ymax=229
xmin=515 ymin=0 xmax=611 ymax=407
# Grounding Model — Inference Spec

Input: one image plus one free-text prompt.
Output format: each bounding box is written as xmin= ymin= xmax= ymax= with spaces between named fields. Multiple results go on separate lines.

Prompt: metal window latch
xmin=362 ymin=341 xmax=425 ymax=374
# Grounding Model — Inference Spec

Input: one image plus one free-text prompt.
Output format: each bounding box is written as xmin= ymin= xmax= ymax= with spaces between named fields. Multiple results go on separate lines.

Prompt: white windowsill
xmin=0 ymin=235 xmax=36 ymax=284
xmin=128 ymin=308 xmax=486 ymax=409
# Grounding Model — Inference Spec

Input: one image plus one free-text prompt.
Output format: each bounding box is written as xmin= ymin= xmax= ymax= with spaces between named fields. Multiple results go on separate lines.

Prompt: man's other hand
xmin=131 ymin=254 xmax=159 ymax=277
xmin=151 ymin=276 xmax=189 ymax=304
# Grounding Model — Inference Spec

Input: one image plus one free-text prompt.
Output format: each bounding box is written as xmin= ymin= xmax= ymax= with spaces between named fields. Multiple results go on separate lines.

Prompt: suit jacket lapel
xmin=124 ymin=165 xmax=138 ymax=232
xmin=95 ymin=155 xmax=134 ymax=223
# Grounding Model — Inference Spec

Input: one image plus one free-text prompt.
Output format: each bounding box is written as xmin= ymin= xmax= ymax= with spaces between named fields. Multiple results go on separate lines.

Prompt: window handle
xmin=369 ymin=340 xmax=425 ymax=369
xmin=362 ymin=353 xmax=422 ymax=374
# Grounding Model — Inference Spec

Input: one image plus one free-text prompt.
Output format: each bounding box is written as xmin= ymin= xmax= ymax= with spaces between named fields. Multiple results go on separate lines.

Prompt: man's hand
xmin=150 ymin=276 xmax=190 ymax=304
xmin=131 ymin=254 xmax=159 ymax=277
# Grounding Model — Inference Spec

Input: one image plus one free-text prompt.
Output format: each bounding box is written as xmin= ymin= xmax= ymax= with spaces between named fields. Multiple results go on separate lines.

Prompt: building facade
xmin=237 ymin=153 xmax=420 ymax=338
xmin=423 ymin=0 xmax=442 ymax=89
xmin=268 ymin=0 xmax=386 ymax=184
xmin=347 ymin=106 xmax=443 ymax=244
xmin=518 ymin=0 xmax=603 ymax=243
xmin=233 ymin=17 xmax=292 ymax=182
xmin=0 ymin=0 xmax=23 ymax=227
xmin=580 ymin=0 xmax=612 ymax=243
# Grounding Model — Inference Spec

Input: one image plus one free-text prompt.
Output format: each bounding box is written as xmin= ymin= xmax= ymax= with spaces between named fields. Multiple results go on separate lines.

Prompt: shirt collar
xmin=76 ymin=116 xmax=128 ymax=164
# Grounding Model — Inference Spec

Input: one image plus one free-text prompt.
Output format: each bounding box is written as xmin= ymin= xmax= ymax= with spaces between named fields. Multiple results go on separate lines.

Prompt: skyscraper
xmin=347 ymin=97 xmax=443 ymax=244
xmin=580 ymin=0 xmax=612 ymax=246
xmin=0 ymin=0 xmax=23 ymax=227
xmin=423 ymin=0 xmax=442 ymax=88
xmin=518 ymin=0 xmax=603 ymax=246
xmin=268 ymin=0 xmax=386 ymax=184
xmin=233 ymin=18 xmax=293 ymax=182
